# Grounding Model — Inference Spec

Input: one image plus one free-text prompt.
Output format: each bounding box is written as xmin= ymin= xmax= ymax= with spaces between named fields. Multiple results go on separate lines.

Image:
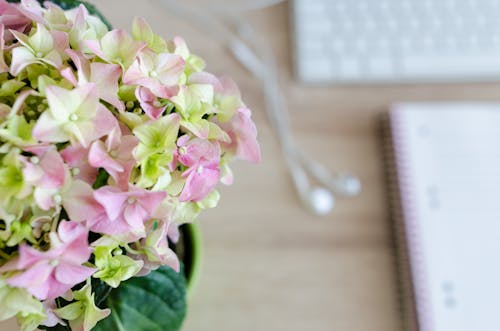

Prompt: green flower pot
xmin=181 ymin=223 xmax=203 ymax=298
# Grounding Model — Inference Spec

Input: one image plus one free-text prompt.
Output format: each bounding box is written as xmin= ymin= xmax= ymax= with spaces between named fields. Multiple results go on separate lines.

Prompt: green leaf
xmin=93 ymin=265 xmax=187 ymax=331
xmin=92 ymin=278 xmax=113 ymax=308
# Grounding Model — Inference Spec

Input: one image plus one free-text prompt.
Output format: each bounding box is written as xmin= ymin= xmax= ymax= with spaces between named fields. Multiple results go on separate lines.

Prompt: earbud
xmin=288 ymin=156 xmax=335 ymax=216
xmin=307 ymin=186 xmax=335 ymax=215
xmin=298 ymin=155 xmax=362 ymax=199
xmin=329 ymin=173 xmax=361 ymax=197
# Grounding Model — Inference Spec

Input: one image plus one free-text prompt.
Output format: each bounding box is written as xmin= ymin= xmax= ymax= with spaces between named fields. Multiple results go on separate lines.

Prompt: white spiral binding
xmin=391 ymin=108 xmax=434 ymax=331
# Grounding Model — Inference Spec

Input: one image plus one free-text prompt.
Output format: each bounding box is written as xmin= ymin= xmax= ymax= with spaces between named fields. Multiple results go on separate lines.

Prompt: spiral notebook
xmin=384 ymin=103 xmax=500 ymax=331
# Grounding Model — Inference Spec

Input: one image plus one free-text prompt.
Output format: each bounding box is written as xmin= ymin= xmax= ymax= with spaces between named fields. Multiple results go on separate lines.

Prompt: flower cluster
xmin=0 ymin=1 xmax=260 ymax=330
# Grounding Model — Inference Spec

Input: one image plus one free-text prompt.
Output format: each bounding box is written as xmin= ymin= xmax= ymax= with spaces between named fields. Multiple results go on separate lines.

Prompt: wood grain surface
xmin=3 ymin=1 xmax=500 ymax=330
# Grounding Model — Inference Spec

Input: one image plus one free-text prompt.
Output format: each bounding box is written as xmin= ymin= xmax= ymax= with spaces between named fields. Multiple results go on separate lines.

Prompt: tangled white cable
xmin=154 ymin=0 xmax=361 ymax=215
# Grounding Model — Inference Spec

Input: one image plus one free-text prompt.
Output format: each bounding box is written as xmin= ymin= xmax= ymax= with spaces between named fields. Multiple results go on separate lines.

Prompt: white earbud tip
xmin=309 ymin=187 xmax=335 ymax=215
xmin=337 ymin=175 xmax=362 ymax=197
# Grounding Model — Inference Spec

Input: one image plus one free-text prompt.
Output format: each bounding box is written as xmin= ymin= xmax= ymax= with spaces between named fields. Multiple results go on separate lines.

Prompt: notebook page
xmin=391 ymin=103 xmax=500 ymax=331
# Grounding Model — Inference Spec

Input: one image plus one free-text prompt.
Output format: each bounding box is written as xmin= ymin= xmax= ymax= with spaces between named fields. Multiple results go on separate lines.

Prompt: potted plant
xmin=0 ymin=0 xmax=260 ymax=330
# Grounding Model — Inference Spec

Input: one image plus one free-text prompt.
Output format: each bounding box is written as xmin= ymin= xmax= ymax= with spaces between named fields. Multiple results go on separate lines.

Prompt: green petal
xmin=137 ymin=153 xmax=171 ymax=188
xmin=29 ymin=25 xmax=54 ymax=55
xmin=173 ymin=202 xmax=201 ymax=225
xmin=94 ymin=245 xmax=143 ymax=288
xmin=60 ymin=280 xmax=110 ymax=331
xmin=0 ymin=115 xmax=36 ymax=146
xmin=196 ymin=190 xmax=220 ymax=209
xmin=0 ymin=279 xmax=45 ymax=322
xmin=0 ymin=155 xmax=25 ymax=205
xmin=55 ymin=302 xmax=84 ymax=321
xmin=0 ymin=80 xmax=26 ymax=97
xmin=132 ymin=17 xmax=167 ymax=53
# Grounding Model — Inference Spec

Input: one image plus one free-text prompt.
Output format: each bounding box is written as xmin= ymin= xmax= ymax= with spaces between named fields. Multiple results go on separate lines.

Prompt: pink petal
xmin=51 ymin=30 xmax=69 ymax=54
xmin=89 ymin=140 xmax=124 ymax=173
xmin=66 ymin=49 xmax=91 ymax=82
xmin=123 ymin=51 xmax=181 ymax=99
xmin=7 ymin=262 xmax=53 ymax=294
xmin=118 ymin=135 xmax=139 ymax=160
xmin=41 ymin=300 xmax=65 ymax=327
xmin=218 ymin=76 xmax=242 ymax=97
xmin=94 ymin=186 xmax=127 ymax=220
xmin=179 ymin=167 xmax=220 ymax=202
xmin=161 ymin=249 xmax=180 ymax=272
xmin=0 ymin=244 xmax=43 ymax=272
xmin=178 ymin=138 xmax=220 ymax=168
xmin=0 ymin=1 xmax=32 ymax=34
xmin=22 ymin=160 xmax=44 ymax=183
xmin=82 ymin=39 xmax=105 ymax=59
xmin=188 ymin=72 xmax=222 ymax=91
xmin=90 ymin=215 xmax=132 ymax=236
xmin=135 ymin=86 xmax=166 ymax=120
xmin=38 ymin=148 xmax=66 ymax=189
xmin=167 ymin=223 xmax=180 ymax=243
xmin=54 ymin=263 xmax=95 ymax=285
xmin=32 ymin=113 xmax=68 ymax=143
xmin=61 ymin=144 xmax=98 ymax=184
xmin=123 ymin=203 xmax=148 ymax=231
xmin=44 ymin=274 xmax=74 ymax=300
xmin=113 ymin=162 xmax=134 ymax=191
xmin=60 ymin=67 xmax=78 ymax=86
xmin=16 ymin=0 xmax=45 ymax=25
xmin=156 ymin=53 xmax=184 ymax=87
xmin=91 ymin=62 xmax=124 ymax=111
xmin=34 ymin=187 xmax=57 ymax=210
xmin=122 ymin=57 xmax=143 ymax=84
xmin=58 ymin=226 xmax=92 ymax=264
xmin=24 ymin=144 xmax=52 ymax=156
xmin=63 ymin=180 xmax=104 ymax=224
xmin=220 ymin=108 xmax=261 ymax=164
xmin=176 ymin=134 xmax=189 ymax=147
xmin=61 ymin=144 xmax=87 ymax=164
xmin=150 ymin=83 xmax=179 ymax=99
xmin=57 ymin=220 xmax=87 ymax=244
xmin=93 ymin=104 xmax=119 ymax=140
xmin=133 ymin=190 xmax=166 ymax=215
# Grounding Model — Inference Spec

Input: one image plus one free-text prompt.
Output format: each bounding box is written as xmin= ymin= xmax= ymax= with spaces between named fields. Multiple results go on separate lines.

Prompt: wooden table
xmin=3 ymin=1 xmax=500 ymax=330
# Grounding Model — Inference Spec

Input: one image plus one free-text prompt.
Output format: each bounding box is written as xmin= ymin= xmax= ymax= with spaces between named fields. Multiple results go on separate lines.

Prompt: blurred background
xmin=4 ymin=0 xmax=500 ymax=330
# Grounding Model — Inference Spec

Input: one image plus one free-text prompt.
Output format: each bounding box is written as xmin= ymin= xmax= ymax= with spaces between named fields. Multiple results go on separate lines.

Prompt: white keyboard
xmin=292 ymin=0 xmax=500 ymax=84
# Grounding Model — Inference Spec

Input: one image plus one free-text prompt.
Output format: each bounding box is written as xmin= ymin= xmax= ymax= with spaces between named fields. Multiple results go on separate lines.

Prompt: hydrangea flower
xmin=0 ymin=1 xmax=260 ymax=330
xmin=0 ymin=221 xmax=95 ymax=300
xmin=33 ymin=83 xmax=117 ymax=147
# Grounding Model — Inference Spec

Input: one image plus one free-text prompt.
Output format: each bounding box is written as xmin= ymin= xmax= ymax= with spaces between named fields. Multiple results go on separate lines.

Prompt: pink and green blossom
xmin=0 ymin=1 xmax=260 ymax=329
xmin=0 ymin=221 xmax=95 ymax=300
xmin=54 ymin=280 xmax=110 ymax=331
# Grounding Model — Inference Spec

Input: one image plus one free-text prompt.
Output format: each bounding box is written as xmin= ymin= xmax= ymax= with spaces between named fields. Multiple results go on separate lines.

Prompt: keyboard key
xmin=328 ymin=40 xmax=345 ymax=56
xmin=368 ymin=57 xmax=395 ymax=79
xmin=301 ymin=39 xmax=325 ymax=55
xmin=298 ymin=57 xmax=334 ymax=82
xmin=338 ymin=58 xmax=362 ymax=79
